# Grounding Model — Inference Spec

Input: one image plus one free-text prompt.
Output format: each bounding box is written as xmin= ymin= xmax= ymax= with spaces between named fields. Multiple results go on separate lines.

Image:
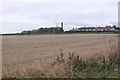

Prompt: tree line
xmin=21 ymin=27 xmax=64 ymax=35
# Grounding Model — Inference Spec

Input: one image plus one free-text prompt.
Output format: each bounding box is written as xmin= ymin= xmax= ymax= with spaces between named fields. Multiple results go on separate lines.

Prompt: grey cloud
xmin=1 ymin=2 xmax=118 ymax=33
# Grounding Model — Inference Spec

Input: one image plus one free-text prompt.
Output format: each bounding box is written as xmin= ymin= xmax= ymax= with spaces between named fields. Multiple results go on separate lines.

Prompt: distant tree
xmin=60 ymin=28 xmax=64 ymax=33
xmin=113 ymin=25 xmax=117 ymax=29
xmin=27 ymin=30 xmax=31 ymax=35
xmin=105 ymin=25 xmax=109 ymax=27
xmin=20 ymin=26 xmax=64 ymax=35
xmin=31 ymin=30 xmax=37 ymax=34
xmin=116 ymin=27 xmax=120 ymax=31
xmin=21 ymin=31 xmax=27 ymax=35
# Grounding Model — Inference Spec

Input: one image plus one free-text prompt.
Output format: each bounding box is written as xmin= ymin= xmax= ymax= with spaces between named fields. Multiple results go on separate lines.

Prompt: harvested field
xmin=2 ymin=34 xmax=118 ymax=75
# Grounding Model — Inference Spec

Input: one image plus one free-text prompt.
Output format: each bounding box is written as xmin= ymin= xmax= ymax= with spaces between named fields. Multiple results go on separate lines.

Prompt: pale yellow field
xmin=2 ymin=34 xmax=118 ymax=75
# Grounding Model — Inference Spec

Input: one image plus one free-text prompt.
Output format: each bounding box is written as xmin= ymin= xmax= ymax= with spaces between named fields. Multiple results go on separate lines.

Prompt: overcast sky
xmin=0 ymin=0 xmax=119 ymax=34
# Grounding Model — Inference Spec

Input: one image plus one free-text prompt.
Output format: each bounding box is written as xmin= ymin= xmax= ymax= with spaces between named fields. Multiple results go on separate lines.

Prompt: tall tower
xmin=61 ymin=22 xmax=63 ymax=29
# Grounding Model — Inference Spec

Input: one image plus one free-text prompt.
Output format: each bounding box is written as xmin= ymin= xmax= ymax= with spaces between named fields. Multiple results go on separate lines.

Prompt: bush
xmin=51 ymin=46 xmax=118 ymax=78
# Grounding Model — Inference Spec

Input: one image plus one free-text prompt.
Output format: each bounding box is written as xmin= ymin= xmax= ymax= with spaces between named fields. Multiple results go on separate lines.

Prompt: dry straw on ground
xmin=2 ymin=34 xmax=118 ymax=78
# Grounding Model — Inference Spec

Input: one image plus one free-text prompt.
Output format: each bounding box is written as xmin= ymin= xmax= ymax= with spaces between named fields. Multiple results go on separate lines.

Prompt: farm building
xmin=79 ymin=27 xmax=96 ymax=31
xmin=96 ymin=26 xmax=114 ymax=32
xmin=69 ymin=26 xmax=116 ymax=33
xmin=70 ymin=27 xmax=96 ymax=31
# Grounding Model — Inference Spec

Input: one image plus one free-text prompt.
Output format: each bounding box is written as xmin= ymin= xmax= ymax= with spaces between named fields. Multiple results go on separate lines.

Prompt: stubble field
xmin=2 ymin=34 xmax=118 ymax=76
